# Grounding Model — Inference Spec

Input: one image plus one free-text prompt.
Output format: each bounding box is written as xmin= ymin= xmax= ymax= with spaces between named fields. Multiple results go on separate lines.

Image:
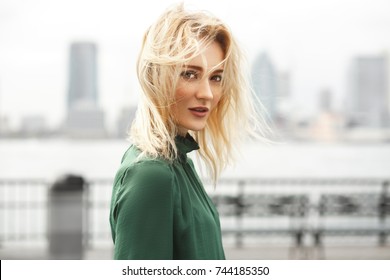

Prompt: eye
xmin=210 ymin=74 xmax=222 ymax=82
xmin=181 ymin=70 xmax=198 ymax=80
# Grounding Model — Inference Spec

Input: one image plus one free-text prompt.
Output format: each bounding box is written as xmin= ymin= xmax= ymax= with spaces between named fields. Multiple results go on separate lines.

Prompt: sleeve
xmin=112 ymin=160 xmax=174 ymax=259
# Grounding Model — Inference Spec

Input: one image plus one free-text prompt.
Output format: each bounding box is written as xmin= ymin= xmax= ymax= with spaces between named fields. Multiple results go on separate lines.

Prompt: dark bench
xmin=211 ymin=182 xmax=390 ymax=258
xmin=315 ymin=191 xmax=390 ymax=246
xmin=212 ymin=193 xmax=310 ymax=247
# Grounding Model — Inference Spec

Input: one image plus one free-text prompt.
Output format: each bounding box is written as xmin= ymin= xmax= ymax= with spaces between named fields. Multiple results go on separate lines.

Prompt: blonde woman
xmin=109 ymin=4 xmax=267 ymax=260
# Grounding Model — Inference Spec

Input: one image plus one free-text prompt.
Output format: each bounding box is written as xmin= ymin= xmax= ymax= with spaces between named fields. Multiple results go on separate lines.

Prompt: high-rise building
xmin=346 ymin=54 xmax=389 ymax=127
xmin=65 ymin=42 xmax=106 ymax=137
xmin=278 ymin=71 xmax=290 ymax=100
xmin=251 ymin=53 xmax=278 ymax=122
xmin=68 ymin=42 xmax=98 ymax=109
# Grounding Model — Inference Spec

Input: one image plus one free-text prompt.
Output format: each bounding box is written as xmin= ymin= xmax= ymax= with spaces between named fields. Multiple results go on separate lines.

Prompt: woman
xmin=109 ymin=4 xmax=267 ymax=260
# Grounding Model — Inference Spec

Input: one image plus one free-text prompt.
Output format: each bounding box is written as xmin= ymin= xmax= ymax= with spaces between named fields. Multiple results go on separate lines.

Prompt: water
xmin=1 ymin=139 xmax=390 ymax=180
xmin=0 ymin=139 xmax=129 ymax=180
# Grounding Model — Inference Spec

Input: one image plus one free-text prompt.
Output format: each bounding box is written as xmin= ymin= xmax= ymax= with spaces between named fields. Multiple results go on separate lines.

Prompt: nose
xmin=196 ymin=79 xmax=213 ymax=101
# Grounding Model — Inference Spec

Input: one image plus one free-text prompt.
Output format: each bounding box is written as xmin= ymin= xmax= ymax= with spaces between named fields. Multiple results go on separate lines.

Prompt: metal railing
xmin=1 ymin=177 xmax=389 ymax=256
xmin=212 ymin=178 xmax=390 ymax=248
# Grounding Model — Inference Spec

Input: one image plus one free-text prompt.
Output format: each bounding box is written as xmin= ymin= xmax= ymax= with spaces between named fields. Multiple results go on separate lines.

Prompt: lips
xmin=189 ymin=107 xmax=209 ymax=117
xmin=189 ymin=107 xmax=209 ymax=112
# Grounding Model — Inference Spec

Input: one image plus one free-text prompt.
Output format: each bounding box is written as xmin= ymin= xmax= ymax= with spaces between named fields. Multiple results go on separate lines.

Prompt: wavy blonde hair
xmin=130 ymin=3 xmax=269 ymax=183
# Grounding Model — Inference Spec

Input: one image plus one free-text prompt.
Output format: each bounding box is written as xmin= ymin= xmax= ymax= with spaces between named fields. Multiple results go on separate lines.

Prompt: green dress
xmin=109 ymin=134 xmax=225 ymax=259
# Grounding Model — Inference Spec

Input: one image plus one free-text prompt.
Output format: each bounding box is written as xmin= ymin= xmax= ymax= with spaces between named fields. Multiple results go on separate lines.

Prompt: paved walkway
xmin=225 ymin=245 xmax=390 ymax=260
xmin=1 ymin=245 xmax=389 ymax=260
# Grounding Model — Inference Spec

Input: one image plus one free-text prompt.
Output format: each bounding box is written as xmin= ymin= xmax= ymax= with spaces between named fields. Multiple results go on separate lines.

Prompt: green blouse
xmin=109 ymin=134 xmax=225 ymax=260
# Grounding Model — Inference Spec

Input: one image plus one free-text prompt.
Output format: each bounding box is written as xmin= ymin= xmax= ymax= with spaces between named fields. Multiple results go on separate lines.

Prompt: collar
xmin=175 ymin=133 xmax=199 ymax=157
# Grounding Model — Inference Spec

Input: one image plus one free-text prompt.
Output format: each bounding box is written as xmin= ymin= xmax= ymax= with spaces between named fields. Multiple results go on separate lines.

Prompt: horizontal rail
xmin=0 ymin=177 xmax=389 ymax=250
xmin=0 ymin=177 xmax=389 ymax=185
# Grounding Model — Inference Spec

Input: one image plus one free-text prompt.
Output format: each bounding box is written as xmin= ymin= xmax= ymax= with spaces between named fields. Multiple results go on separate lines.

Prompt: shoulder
xmin=116 ymin=145 xmax=174 ymax=191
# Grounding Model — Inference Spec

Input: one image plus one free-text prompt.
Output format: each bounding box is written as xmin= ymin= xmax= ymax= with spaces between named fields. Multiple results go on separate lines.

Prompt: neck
xmin=177 ymin=127 xmax=188 ymax=136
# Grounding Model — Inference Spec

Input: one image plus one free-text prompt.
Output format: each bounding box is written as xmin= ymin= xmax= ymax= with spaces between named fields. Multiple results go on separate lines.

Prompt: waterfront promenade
xmin=1 ymin=244 xmax=390 ymax=260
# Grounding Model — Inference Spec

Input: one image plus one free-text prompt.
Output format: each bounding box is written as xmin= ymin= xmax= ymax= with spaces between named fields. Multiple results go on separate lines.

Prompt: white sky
xmin=1 ymin=0 xmax=390 ymax=129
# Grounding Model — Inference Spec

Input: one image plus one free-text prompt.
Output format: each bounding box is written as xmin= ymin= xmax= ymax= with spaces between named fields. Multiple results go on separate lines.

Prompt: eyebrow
xmin=184 ymin=64 xmax=224 ymax=73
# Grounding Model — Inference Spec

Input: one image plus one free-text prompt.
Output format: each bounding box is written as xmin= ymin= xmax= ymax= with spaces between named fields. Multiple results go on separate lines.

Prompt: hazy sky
xmin=1 ymin=0 xmax=390 ymax=129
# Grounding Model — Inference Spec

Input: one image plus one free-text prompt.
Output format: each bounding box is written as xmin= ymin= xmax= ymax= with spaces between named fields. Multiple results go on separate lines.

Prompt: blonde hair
xmin=130 ymin=3 xmax=269 ymax=183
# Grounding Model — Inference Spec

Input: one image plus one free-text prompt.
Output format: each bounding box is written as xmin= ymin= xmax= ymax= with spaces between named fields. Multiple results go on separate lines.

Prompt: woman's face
xmin=172 ymin=41 xmax=224 ymax=136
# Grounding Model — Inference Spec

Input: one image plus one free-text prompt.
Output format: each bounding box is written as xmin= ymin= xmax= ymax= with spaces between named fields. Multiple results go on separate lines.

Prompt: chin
xmin=187 ymin=126 xmax=206 ymax=133
xmin=180 ymin=120 xmax=207 ymax=133
xmin=192 ymin=124 xmax=207 ymax=132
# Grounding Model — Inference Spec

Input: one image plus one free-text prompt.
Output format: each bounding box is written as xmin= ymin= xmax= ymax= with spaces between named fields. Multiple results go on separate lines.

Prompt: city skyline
xmin=251 ymin=52 xmax=279 ymax=122
xmin=65 ymin=42 xmax=106 ymax=137
xmin=346 ymin=55 xmax=389 ymax=127
xmin=2 ymin=42 xmax=388 ymax=139
xmin=1 ymin=0 xmax=390 ymax=131
xmin=67 ymin=42 xmax=98 ymax=110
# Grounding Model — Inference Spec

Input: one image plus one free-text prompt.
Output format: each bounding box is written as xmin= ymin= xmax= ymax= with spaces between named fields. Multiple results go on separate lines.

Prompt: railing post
xmin=48 ymin=174 xmax=87 ymax=259
xmin=314 ymin=195 xmax=325 ymax=251
xmin=235 ymin=180 xmax=245 ymax=248
xmin=379 ymin=181 xmax=389 ymax=246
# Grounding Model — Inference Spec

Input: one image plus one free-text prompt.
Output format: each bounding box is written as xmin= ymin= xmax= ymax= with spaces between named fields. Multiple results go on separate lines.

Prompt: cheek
xmin=211 ymin=92 xmax=222 ymax=110
xmin=172 ymin=88 xmax=189 ymax=116
xmin=174 ymin=90 xmax=183 ymax=102
xmin=172 ymin=94 xmax=184 ymax=115
xmin=174 ymin=85 xmax=190 ymax=103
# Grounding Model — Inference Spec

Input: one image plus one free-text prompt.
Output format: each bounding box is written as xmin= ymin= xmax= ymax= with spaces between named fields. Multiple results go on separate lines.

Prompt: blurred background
xmin=1 ymin=0 xmax=390 ymax=259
